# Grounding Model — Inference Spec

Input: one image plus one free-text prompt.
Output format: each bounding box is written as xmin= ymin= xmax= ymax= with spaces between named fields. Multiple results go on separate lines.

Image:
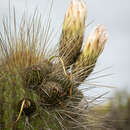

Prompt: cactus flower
xmin=72 ymin=25 xmax=108 ymax=84
xmin=59 ymin=0 xmax=87 ymax=67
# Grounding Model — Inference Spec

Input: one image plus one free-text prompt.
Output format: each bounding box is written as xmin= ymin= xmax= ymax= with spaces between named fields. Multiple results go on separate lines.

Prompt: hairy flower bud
xmin=72 ymin=25 xmax=108 ymax=84
xmin=59 ymin=0 xmax=87 ymax=67
xmin=83 ymin=25 xmax=107 ymax=58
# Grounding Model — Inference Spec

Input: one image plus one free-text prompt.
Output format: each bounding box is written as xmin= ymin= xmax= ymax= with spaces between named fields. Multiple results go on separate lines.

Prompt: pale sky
xmin=0 ymin=0 xmax=129 ymax=95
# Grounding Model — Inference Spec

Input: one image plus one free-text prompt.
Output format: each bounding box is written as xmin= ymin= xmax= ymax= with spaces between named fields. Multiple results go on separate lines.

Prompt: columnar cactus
xmin=0 ymin=0 xmax=108 ymax=130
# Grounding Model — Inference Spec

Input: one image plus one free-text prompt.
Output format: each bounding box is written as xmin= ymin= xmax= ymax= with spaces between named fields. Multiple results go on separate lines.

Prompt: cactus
xmin=0 ymin=0 xmax=108 ymax=130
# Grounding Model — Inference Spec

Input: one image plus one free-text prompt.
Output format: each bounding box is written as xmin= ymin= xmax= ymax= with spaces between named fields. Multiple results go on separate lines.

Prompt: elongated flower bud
xmin=72 ymin=25 xmax=108 ymax=84
xmin=59 ymin=0 xmax=87 ymax=67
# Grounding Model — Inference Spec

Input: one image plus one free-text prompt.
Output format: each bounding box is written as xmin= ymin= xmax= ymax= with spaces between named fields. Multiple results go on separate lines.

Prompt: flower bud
xmin=72 ymin=25 xmax=108 ymax=84
xmin=59 ymin=0 xmax=87 ymax=67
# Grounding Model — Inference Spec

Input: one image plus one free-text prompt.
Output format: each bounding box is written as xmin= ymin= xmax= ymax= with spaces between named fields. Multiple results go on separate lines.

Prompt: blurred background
xmin=0 ymin=0 xmax=129 ymax=96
